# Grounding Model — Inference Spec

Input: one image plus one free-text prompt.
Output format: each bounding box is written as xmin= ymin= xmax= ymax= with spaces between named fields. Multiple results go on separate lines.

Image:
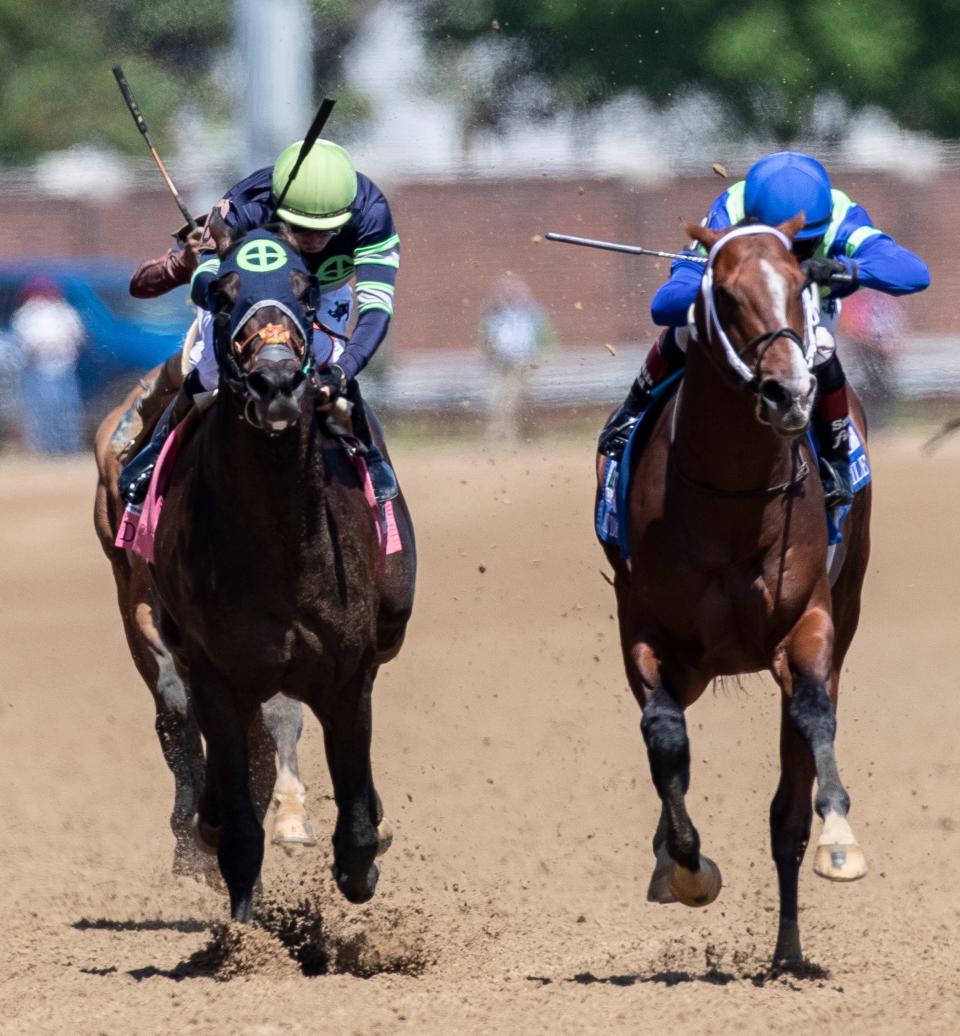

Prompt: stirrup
xmin=598 ymin=411 xmax=641 ymax=461
xmin=365 ymin=446 xmax=399 ymax=503
xmin=819 ymin=457 xmax=853 ymax=509
xmin=118 ymin=439 xmax=163 ymax=505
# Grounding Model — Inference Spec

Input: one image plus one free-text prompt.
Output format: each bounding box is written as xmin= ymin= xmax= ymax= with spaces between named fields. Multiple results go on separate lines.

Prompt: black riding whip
xmin=112 ymin=65 xmax=197 ymax=231
xmin=545 ymin=231 xmax=707 ymax=264
xmin=270 ymin=97 xmax=337 ymax=222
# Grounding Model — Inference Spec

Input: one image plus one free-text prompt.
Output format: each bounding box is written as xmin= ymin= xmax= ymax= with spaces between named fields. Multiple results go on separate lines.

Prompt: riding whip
xmin=112 ymin=65 xmax=197 ymax=231
xmin=270 ymin=97 xmax=337 ymax=222
xmin=545 ymin=231 xmax=707 ymax=264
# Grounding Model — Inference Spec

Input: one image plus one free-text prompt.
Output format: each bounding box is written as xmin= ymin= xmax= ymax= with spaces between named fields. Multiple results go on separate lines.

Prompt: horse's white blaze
xmin=759 ymin=258 xmax=807 ymax=386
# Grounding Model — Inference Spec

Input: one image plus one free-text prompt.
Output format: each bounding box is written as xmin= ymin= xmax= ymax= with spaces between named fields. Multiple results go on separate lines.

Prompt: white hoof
xmin=646 ymin=844 xmax=678 ymax=904
xmin=270 ymin=811 xmax=318 ymax=848
xmin=813 ymin=812 xmax=867 ymax=882
xmin=669 ymin=855 xmax=722 ymax=908
xmin=376 ymin=818 xmax=393 ymax=857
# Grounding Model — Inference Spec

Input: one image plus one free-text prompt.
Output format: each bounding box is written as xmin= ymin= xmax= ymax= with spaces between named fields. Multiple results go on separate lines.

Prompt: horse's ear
xmin=215 ymin=271 xmax=241 ymax=310
xmin=776 ymin=213 xmax=806 ymax=242
xmin=207 ymin=211 xmax=234 ymax=259
xmin=289 ymin=268 xmax=314 ymax=308
xmin=684 ymin=222 xmax=723 ymax=253
xmin=274 ymin=222 xmax=300 ymax=251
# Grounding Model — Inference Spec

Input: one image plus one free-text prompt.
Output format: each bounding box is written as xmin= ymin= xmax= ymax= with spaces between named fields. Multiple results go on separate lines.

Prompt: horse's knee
xmin=787 ymin=675 xmax=836 ymax=746
xmin=641 ymin=690 xmax=690 ymax=794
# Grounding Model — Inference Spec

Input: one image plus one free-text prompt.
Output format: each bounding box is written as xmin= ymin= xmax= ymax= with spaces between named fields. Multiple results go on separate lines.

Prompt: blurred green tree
xmin=0 ymin=0 xmax=369 ymax=162
xmin=423 ymin=0 xmax=960 ymax=140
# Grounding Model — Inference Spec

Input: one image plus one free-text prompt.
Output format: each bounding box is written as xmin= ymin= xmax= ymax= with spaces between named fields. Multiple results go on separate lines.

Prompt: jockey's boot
xmin=812 ymin=353 xmax=853 ymax=509
xmin=118 ymin=371 xmax=200 ymax=506
xmin=348 ymin=380 xmax=399 ymax=503
xmin=598 ymin=328 xmax=686 ymax=461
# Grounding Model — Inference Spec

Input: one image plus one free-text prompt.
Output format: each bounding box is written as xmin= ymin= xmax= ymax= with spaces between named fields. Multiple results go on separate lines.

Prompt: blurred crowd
xmin=0 ymin=279 xmax=84 ymax=454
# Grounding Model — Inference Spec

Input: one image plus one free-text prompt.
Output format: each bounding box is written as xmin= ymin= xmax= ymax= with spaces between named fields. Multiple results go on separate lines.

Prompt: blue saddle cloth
xmin=596 ymin=376 xmax=871 ymax=559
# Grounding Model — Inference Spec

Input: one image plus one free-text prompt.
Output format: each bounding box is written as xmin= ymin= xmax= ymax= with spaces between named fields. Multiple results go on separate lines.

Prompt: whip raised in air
xmin=545 ymin=231 xmax=707 ymax=264
xmin=270 ymin=97 xmax=337 ymax=221
xmin=112 ymin=65 xmax=196 ymax=231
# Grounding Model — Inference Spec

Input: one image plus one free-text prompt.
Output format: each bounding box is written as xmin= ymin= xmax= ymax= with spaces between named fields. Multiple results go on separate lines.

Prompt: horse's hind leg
xmin=261 ymin=693 xmax=317 ymax=848
xmin=318 ymin=670 xmax=390 ymax=904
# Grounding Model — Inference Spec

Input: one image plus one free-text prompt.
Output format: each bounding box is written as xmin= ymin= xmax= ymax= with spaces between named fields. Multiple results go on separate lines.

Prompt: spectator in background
xmin=11 ymin=278 xmax=84 ymax=454
xmin=480 ymin=275 xmax=550 ymax=441
xmin=839 ymin=289 xmax=905 ymax=428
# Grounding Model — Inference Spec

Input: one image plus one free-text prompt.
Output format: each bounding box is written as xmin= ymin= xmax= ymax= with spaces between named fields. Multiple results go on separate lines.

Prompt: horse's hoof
xmin=646 ymin=844 xmax=678 ymax=904
xmin=376 ymin=818 xmax=393 ymax=857
xmin=772 ymin=922 xmax=803 ymax=967
xmin=670 ymin=855 xmax=722 ymax=907
xmin=334 ymin=861 xmax=381 ymax=904
xmin=813 ymin=812 xmax=867 ymax=881
xmin=813 ymin=842 xmax=867 ymax=881
xmin=192 ymin=813 xmax=221 ymax=855
xmin=271 ymin=815 xmax=318 ymax=849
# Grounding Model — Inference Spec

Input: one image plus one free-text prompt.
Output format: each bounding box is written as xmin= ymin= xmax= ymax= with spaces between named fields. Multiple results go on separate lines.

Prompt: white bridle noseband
xmin=698 ymin=225 xmax=818 ymax=384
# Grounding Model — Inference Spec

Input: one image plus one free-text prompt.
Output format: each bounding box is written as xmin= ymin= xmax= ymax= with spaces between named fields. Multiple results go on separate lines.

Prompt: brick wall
xmin=1 ymin=170 xmax=949 ymax=352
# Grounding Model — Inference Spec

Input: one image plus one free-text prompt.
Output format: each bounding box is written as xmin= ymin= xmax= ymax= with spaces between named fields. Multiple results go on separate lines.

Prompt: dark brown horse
xmin=95 ymin=357 xmax=320 ymax=878
xmin=106 ymin=225 xmax=415 ymax=920
xmin=599 ymin=217 xmax=870 ymax=966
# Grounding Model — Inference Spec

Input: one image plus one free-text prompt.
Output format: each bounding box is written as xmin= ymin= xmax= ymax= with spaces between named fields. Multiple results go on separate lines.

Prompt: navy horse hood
xmin=217 ymin=229 xmax=316 ymax=345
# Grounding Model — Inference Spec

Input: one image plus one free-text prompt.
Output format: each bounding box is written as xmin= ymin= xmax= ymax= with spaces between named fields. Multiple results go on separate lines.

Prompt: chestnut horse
xmin=104 ymin=225 xmax=415 ymax=921
xmin=599 ymin=218 xmax=870 ymax=966
xmin=95 ymin=357 xmax=319 ymax=877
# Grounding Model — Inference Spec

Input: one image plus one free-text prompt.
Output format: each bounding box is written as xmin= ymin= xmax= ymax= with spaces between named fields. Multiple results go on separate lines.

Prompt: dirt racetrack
xmin=1 ymin=431 xmax=959 ymax=1035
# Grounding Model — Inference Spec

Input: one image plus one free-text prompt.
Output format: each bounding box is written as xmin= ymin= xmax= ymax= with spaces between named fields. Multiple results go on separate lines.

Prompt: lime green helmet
xmin=271 ymin=139 xmax=358 ymax=231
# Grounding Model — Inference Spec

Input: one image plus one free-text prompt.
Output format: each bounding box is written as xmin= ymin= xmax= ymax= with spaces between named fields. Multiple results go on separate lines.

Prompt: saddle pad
xmin=595 ymin=372 xmax=683 ymax=558
xmin=353 ymin=454 xmax=403 ymax=562
xmin=813 ymin=421 xmax=871 ymax=547
xmin=114 ymin=426 xmax=181 ymax=563
xmin=116 ymin=431 xmax=404 ymax=565
xmin=596 ymin=378 xmax=871 ymax=557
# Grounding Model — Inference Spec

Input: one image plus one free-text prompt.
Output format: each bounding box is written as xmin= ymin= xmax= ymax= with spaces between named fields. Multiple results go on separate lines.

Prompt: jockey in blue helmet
xmin=598 ymin=150 xmax=930 ymax=508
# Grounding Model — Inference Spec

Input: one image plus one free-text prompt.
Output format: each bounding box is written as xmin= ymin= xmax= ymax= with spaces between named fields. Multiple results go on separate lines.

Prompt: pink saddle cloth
xmin=116 ymin=433 xmax=402 ymax=565
xmin=114 ymin=428 xmax=181 ymax=563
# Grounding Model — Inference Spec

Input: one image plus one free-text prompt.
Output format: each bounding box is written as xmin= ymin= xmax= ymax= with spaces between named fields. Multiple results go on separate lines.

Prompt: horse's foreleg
xmin=261 ymin=693 xmax=317 ymax=848
xmin=631 ymin=636 xmax=721 ymax=909
xmin=319 ymin=671 xmax=386 ymax=904
xmin=784 ymin=607 xmax=865 ymax=886
xmin=193 ymin=686 xmax=264 ymax=922
xmin=770 ymin=691 xmax=816 ymax=965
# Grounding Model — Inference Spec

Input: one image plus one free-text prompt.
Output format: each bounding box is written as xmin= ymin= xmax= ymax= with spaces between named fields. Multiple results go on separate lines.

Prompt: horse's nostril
xmin=760 ymin=379 xmax=790 ymax=411
xmin=247 ymin=370 xmax=273 ymax=399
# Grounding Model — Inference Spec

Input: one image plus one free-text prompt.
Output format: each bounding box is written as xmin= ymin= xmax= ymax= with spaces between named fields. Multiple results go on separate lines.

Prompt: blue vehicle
xmin=0 ymin=258 xmax=192 ymax=418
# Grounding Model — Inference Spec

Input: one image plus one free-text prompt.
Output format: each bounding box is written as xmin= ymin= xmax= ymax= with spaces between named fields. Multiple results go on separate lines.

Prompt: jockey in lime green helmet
xmin=271 ymin=139 xmax=358 ymax=231
xmin=122 ymin=137 xmax=401 ymax=507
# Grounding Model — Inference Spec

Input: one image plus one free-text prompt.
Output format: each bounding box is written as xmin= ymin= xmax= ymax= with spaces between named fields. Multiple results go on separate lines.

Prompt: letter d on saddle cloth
xmin=596 ymin=225 xmax=871 ymax=558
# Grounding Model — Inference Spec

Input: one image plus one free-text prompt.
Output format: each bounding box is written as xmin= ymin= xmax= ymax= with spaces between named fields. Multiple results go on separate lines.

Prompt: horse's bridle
xmin=670 ymin=224 xmax=814 ymax=496
xmin=214 ymin=292 xmax=318 ymax=408
xmin=696 ymin=224 xmax=818 ymax=393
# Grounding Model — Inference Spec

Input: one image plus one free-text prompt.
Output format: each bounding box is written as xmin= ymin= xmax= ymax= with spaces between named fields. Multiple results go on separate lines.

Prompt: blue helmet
xmin=744 ymin=151 xmax=833 ymax=240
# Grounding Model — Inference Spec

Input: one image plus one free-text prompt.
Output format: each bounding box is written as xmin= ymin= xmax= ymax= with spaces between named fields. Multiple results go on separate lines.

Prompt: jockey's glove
xmin=800 ymin=256 xmax=858 ymax=287
xmin=314 ymin=363 xmax=348 ymax=403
